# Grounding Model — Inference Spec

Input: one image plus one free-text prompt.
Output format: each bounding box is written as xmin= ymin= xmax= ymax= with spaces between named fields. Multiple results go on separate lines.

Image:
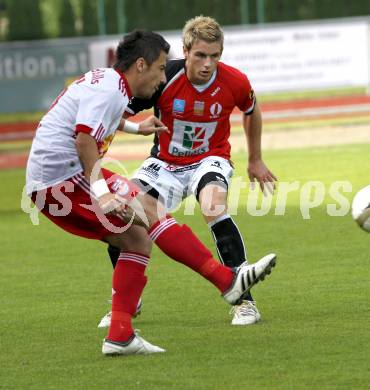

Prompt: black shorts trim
xmin=132 ymin=178 xmax=161 ymax=200
xmin=195 ymin=172 xmax=228 ymax=201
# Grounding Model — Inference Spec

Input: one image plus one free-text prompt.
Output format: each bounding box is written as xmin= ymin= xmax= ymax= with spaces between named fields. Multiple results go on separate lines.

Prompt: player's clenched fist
xmin=98 ymin=192 xmax=128 ymax=219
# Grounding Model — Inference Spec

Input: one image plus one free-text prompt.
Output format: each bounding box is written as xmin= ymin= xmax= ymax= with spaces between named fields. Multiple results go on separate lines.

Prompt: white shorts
xmin=133 ymin=156 xmax=233 ymax=211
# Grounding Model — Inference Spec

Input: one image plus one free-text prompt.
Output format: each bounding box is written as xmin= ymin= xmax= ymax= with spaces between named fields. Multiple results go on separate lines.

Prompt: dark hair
xmin=115 ymin=30 xmax=170 ymax=71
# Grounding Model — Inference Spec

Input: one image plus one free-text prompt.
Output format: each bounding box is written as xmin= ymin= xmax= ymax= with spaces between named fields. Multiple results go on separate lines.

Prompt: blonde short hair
xmin=182 ymin=16 xmax=224 ymax=51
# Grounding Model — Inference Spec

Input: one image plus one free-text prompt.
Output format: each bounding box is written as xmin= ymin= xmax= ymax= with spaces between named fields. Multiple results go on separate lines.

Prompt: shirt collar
xmin=191 ymin=69 xmax=217 ymax=92
xmin=114 ymin=68 xmax=133 ymax=99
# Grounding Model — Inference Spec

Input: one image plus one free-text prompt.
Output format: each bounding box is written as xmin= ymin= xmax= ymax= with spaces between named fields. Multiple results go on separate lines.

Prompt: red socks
xmin=148 ymin=217 xmax=234 ymax=293
xmin=108 ymin=218 xmax=235 ymax=342
xmin=107 ymin=252 xmax=148 ymax=343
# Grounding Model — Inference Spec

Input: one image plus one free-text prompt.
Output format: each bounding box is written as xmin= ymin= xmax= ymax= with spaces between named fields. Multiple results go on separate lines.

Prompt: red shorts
xmin=31 ymin=168 xmax=140 ymax=240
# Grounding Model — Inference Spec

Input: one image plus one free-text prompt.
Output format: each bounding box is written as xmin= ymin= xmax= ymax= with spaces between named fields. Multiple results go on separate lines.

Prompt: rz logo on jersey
xmin=183 ymin=126 xmax=207 ymax=150
xmin=169 ymin=119 xmax=217 ymax=157
xmin=210 ymin=102 xmax=222 ymax=117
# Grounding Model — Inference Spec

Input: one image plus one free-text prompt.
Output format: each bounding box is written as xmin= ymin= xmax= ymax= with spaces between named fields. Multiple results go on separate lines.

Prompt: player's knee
xmin=137 ymin=230 xmax=153 ymax=253
xmin=134 ymin=192 xmax=166 ymax=226
xmin=105 ymin=225 xmax=153 ymax=256
xmin=199 ymin=183 xmax=228 ymax=220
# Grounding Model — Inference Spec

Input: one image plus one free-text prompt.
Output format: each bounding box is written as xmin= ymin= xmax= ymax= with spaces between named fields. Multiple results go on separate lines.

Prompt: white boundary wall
xmin=90 ymin=17 xmax=370 ymax=94
xmin=222 ymin=21 xmax=369 ymax=93
xmin=0 ymin=17 xmax=369 ymax=113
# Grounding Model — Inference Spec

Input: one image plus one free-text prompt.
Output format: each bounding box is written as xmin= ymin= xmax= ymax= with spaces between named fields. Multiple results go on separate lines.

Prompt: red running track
xmin=1 ymin=94 xmax=370 ymax=169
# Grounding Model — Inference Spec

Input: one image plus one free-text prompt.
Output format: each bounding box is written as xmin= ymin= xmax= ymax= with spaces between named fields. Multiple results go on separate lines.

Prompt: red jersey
xmin=127 ymin=60 xmax=255 ymax=165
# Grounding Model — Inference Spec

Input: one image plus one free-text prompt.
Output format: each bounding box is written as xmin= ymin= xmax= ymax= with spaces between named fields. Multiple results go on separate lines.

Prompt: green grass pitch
xmin=0 ymin=143 xmax=369 ymax=389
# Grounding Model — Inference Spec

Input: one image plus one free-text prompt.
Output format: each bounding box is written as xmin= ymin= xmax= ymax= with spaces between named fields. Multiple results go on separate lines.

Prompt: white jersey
xmin=26 ymin=68 xmax=131 ymax=195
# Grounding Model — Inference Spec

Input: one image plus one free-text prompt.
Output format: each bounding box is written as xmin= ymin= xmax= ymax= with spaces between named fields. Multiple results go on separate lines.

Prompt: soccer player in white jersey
xmin=102 ymin=16 xmax=278 ymax=327
xmin=26 ymin=30 xmax=277 ymax=356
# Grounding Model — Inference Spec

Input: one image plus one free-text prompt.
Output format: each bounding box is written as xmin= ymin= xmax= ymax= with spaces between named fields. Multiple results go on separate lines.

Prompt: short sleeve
xmin=233 ymin=72 xmax=256 ymax=116
xmin=75 ymin=88 xmax=122 ymax=141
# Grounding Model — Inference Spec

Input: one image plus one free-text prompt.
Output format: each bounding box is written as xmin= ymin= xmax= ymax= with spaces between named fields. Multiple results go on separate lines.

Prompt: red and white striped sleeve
xmin=75 ymin=88 xmax=121 ymax=141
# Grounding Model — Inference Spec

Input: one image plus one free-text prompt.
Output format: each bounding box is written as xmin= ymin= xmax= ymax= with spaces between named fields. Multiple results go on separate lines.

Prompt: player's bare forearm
xmin=75 ymin=132 xmax=129 ymax=218
xmin=243 ymin=102 xmax=277 ymax=193
xmin=118 ymin=115 xmax=169 ymax=136
xmin=75 ymin=132 xmax=103 ymax=183
xmin=243 ymin=101 xmax=263 ymax=162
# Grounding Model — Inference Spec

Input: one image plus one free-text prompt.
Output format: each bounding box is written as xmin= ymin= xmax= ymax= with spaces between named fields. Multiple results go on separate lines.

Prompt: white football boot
xmin=98 ymin=299 xmax=142 ymax=328
xmin=230 ymin=300 xmax=261 ymax=325
xmin=98 ymin=311 xmax=112 ymax=328
xmin=102 ymin=334 xmax=165 ymax=356
xmin=223 ymin=253 xmax=277 ymax=305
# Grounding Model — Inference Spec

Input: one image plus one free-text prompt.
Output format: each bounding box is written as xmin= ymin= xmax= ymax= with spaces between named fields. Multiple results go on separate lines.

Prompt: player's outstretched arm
xmin=75 ymin=132 xmax=127 ymax=217
xmin=118 ymin=115 xmax=169 ymax=136
xmin=243 ymin=102 xmax=277 ymax=195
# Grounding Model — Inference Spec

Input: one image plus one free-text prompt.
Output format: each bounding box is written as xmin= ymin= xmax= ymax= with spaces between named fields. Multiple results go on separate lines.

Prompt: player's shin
xmin=148 ymin=216 xmax=234 ymax=293
xmin=209 ymin=215 xmax=254 ymax=301
xmin=107 ymin=254 xmax=148 ymax=342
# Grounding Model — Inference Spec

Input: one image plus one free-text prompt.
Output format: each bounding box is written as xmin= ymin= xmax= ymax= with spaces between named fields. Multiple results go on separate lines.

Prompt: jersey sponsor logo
xmin=148 ymin=163 xmax=161 ymax=171
xmin=164 ymin=162 xmax=201 ymax=173
xmin=141 ymin=162 xmax=161 ymax=179
xmin=171 ymin=146 xmax=208 ymax=157
xmin=210 ymin=161 xmax=222 ymax=169
xmin=173 ymin=99 xmax=186 ymax=114
xmin=193 ymin=101 xmax=205 ymax=116
xmin=97 ymin=133 xmax=114 ymax=157
xmin=210 ymin=102 xmax=222 ymax=117
xmin=165 ymin=164 xmax=177 ymax=171
xmin=211 ymin=86 xmax=220 ymax=97
xmin=169 ymin=119 xmax=217 ymax=157
xmin=183 ymin=125 xmax=206 ymax=149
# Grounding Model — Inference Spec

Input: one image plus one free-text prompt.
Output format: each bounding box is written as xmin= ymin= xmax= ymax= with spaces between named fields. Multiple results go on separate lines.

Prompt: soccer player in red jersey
xmin=103 ymin=16 xmax=278 ymax=327
xmin=26 ymin=30 xmax=277 ymax=356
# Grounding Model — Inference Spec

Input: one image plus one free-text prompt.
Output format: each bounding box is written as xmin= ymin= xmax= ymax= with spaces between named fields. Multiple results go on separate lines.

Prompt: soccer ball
xmin=351 ymin=185 xmax=370 ymax=232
